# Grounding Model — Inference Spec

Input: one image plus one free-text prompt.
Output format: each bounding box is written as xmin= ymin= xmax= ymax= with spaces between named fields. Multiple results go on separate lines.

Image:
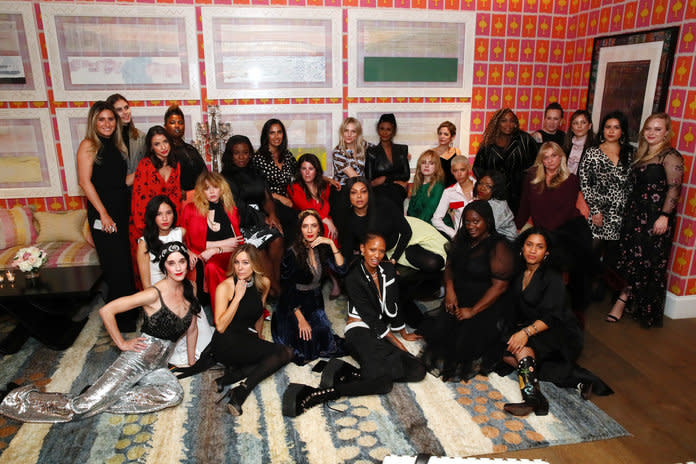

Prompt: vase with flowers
xmin=12 ymin=246 xmax=48 ymax=279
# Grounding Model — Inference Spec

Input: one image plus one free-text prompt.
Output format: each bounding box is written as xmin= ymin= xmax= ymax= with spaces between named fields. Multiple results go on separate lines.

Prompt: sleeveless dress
xmin=211 ymin=281 xmax=286 ymax=366
xmin=0 ymin=287 xmax=192 ymax=423
xmin=140 ymin=228 xmax=214 ymax=366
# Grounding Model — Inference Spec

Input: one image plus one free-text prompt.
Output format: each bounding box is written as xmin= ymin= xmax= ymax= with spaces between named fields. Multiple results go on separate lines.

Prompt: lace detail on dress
xmin=141 ymin=287 xmax=193 ymax=342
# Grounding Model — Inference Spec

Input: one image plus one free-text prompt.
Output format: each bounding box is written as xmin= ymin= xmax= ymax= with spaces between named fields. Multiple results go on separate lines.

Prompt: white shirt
xmin=431 ymin=178 xmax=475 ymax=239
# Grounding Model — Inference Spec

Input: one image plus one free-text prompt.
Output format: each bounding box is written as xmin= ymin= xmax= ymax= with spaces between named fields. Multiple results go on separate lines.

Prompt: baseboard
xmin=665 ymin=292 xmax=696 ymax=319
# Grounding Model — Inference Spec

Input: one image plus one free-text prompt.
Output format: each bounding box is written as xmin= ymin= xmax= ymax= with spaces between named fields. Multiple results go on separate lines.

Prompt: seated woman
xmin=213 ymin=245 xmax=293 ymax=416
xmin=406 ymin=149 xmax=445 ymax=223
xmin=287 ymin=153 xmax=339 ymax=242
xmin=432 ymin=155 xmax=475 ymax=239
xmin=515 ymin=142 xmax=593 ymax=315
xmin=136 ymin=195 xmax=214 ymax=367
xmin=503 ymin=228 xmax=611 ymax=417
xmin=432 ymin=120 xmax=461 ymax=187
xmin=366 ymin=113 xmax=411 ymax=208
xmin=337 ymin=177 xmax=446 ymax=274
xmin=130 ymin=126 xmax=182 ymax=262
xmin=182 ymin=172 xmax=243 ymax=315
xmin=282 ymin=233 xmax=424 ymax=417
xmin=252 ymin=119 xmax=299 ymax=242
xmin=474 ymin=170 xmax=516 ymax=241
xmin=0 ymin=242 xmax=199 ymax=422
xmin=221 ymin=135 xmax=283 ymax=296
xmin=164 ymin=104 xmax=207 ymax=200
xmin=271 ymin=210 xmax=346 ymax=365
xmin=421 ymin=200 xmax=514 ymax=382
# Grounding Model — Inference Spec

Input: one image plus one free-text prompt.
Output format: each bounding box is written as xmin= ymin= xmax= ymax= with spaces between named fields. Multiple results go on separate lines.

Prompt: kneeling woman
xmin=283 ymin=233 xmax=424 ymax=417
xmin=0 ymin=242 xmax=199 ymax=422
xmin=271 ymin=210 xmax=346 ymax=364
xmin=213 ymin=244 xmax=293 ymax=416
xmin=503 ymin=228 xmax=611 ymax=417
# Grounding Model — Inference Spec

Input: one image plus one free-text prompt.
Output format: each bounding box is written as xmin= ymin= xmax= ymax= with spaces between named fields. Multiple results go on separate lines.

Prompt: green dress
xmin=407 ymin=182 xmax=445 ymax=223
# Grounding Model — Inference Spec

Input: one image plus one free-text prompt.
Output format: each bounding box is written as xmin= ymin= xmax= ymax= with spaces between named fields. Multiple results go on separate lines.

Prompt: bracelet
xmin=523 ymin=328 xmax=531 ymax=337
xmin=530 ymin=323 xmax=537 ymax=334
xmin=333 ymin=250 xmax=341 ymax=255
xmin=659 ymin=211 xmax=670 ymax=218
xmin=218 ymin=247 xmax=223 ymax=254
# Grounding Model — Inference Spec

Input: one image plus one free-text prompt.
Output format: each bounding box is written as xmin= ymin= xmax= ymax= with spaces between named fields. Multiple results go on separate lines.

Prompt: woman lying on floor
xmin=282 ymin=233 xmax=425 ymax=417
xmin=0 ymin=242 xmax=199 ymax=422
xmin=503 ymin=227 xmax=612 ymax=417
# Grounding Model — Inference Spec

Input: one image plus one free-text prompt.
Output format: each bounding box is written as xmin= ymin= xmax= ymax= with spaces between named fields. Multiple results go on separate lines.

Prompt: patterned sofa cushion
xmin=0 ymin=206 xmax=38 ymax=250
xmin=0 ymin=241 xmax=99 ymax=269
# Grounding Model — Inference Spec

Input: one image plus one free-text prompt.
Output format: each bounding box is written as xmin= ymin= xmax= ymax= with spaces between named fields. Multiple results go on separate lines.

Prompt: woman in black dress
xmin=282 ymin=233 xmax=424 ymax=417
xmin=222 ymin=135 xmax=284 ymax=296
xmin=213 ymin=244 xmax=293 ymax=416
xmin=252 ymin=119 xmax=299 ymax=242
xmin=609 ymin=113 xmax=684 ymax=327
xmin=420 ymin=200 xmax=514 ymax=382
xmin=366 ymin=113 xmax=411 ymax=208
xmin=503 ymin=228 xmax=611 ymax=416
xmin=271 ymin=210 xmax=346 ymax=364
xmin=472 ymin=108 xmax=538 ymax=215
xmin=164 ymin=104 xmax=208 ymax=201
xmin=77 ymin=101 xmax=137 ymax=332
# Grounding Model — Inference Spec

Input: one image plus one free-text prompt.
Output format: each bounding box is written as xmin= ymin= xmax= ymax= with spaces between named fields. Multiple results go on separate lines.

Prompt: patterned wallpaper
xmin=0 ymin=0 xmax=694 ymax=297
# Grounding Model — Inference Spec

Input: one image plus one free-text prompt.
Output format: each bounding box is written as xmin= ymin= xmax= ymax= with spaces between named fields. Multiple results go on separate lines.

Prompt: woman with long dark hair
xmin=0 ymin=242 xmax=199 ymax=422
xmin=282 ymin=233 xmax=424 ymax=417
xmin=135 ymin=195 xmax=213 ymax=367
xmin=130 ymin=125 xmax=182 ymax=266
xmin=221 ymin=135 xmax=284 ymax=296
xmin=77 ymin=101 xmax=137 ymax=331
xmin=252 ymin=119 xmax=299 ymax=241
xmin=562 ymin=109 xmax=596 ymax=175
xmin=420 ymin=200 xmax=514 ymax=382
xmin=609 ymin=113 xmax=684 ymax=327
xmin=271 ymin=210 xmax=346 ymax=364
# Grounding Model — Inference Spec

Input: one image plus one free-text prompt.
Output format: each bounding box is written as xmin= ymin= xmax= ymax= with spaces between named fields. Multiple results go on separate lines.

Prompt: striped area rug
xmin=0 ymin=295 xmax=627 ymax=464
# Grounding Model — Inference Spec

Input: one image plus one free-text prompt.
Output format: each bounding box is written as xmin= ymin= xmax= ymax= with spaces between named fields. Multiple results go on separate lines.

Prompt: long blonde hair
xmin=530 ymin=142 xmax=570 ymax=191
xmin=634 ymin=113 xmax=674 ymax=165
xmin=228 ymin=244 xmax=270 ymax=296
xmin=84 ymin=101 xmax=127 ymax=163
xmin=412 ymin=149 xmax=444 ymax=195
xmin=336 ymin=117 xmax=366 ymax=162
xmin=192 ymin=171 xmax=236 ymax=216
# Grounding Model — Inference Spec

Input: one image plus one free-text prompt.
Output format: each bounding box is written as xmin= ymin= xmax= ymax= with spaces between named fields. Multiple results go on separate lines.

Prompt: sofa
xmin=0 ymin=206 xmax=99 ymax=269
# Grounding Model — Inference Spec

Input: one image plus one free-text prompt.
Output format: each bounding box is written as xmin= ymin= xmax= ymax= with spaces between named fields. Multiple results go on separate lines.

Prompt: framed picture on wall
xmin=201 ymin=7 xmax=342 ymax=99
xmin=0 ymin=3 xmax=47 ymax=101
xmin=347 ymin=9 xmax=475 ymax=98
xmin=587 ymin=27 xmax=679 ymax=144
xmin=41 ymin=4 xmax=199 ymax=101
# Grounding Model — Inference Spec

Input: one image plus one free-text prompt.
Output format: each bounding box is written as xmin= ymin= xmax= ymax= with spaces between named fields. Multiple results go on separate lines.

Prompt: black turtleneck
xmin=206 ymin=201 xmax=233 ymax=241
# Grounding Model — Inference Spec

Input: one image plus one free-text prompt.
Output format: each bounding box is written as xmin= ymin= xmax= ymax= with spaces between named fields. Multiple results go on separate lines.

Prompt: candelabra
xmin=194 ymin=105 xmax=232 ymax=173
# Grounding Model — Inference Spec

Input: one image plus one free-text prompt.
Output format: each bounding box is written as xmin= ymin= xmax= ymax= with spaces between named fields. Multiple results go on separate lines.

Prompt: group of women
xmin=0 ymin=100 xmax=682 ymax=424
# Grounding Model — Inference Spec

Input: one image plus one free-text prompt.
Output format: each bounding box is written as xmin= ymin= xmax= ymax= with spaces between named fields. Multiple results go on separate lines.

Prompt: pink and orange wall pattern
xmin=1 ymin=0 xmax=695 ymax=304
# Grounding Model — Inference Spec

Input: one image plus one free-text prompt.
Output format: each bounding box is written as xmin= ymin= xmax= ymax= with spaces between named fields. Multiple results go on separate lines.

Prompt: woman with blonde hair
xmin=213 ymin=244 xmax=293 ymax=415
xmin=407 ymin=149 xmax=446 ymax=223
xmin=182 ymin=171 xmax=243 ymax=315
xmin=516 ymin=142 xmax=593 ymax=316
xmin=77 ymin=101 xmax=137 ymax=331
xmin=433 ymin=121 xmax=461 ymax=186
xmin=332 ymin=117 xmax=371 ymax=186
xmin=609 ymin=113 xmax=684 ymax=327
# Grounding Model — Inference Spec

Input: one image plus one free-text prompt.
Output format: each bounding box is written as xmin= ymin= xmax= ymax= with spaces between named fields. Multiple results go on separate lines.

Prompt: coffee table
xmin=0 ymin=265 xmax=103 ymax=353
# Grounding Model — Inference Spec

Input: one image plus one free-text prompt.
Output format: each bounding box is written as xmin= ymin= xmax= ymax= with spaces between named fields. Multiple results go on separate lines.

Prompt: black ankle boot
xmin=504 ymin=356 xmax=549 ymax=416
xmin=225 ymin=383 xmax=249 ymax=416
xmin=282 ymin=383 xmax=339 ymax=417
xmin=319 ymin=359 xmax=360 ymax=388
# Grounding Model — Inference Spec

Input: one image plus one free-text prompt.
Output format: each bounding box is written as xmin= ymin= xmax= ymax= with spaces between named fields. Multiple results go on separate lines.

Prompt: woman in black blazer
xmin=282 ymin=233 xmax=425 ymax=417
xmin=366 ymin=113 xmax=411 ymax=208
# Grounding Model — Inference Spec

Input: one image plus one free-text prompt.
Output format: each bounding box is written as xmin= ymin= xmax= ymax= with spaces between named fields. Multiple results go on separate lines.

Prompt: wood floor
xmin=488 ymin=298 xmax=696 ymax=464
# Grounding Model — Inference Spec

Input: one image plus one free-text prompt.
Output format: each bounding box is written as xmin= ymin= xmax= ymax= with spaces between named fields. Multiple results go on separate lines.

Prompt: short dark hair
xmin=544 ymin=102 xmax=564 ymax=119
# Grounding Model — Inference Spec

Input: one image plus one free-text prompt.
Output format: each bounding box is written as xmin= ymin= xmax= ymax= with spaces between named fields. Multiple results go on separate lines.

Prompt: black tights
xmin=236 ymin=346 xmax=293 ymax=401
xmin=335 ymin=356 xmax=425 ymax=397
xmin=404 ymin=244 xmax=444 ymax=273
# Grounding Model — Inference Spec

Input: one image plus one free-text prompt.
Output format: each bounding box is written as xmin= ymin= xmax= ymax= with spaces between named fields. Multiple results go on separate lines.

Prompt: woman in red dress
xmin=182 ymin=172 xmax=243 ymax=315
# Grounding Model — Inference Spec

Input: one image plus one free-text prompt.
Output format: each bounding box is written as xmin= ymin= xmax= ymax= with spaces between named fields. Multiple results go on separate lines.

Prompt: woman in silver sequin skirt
xmin=0 ymin=241 xmax=200 ymax=423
